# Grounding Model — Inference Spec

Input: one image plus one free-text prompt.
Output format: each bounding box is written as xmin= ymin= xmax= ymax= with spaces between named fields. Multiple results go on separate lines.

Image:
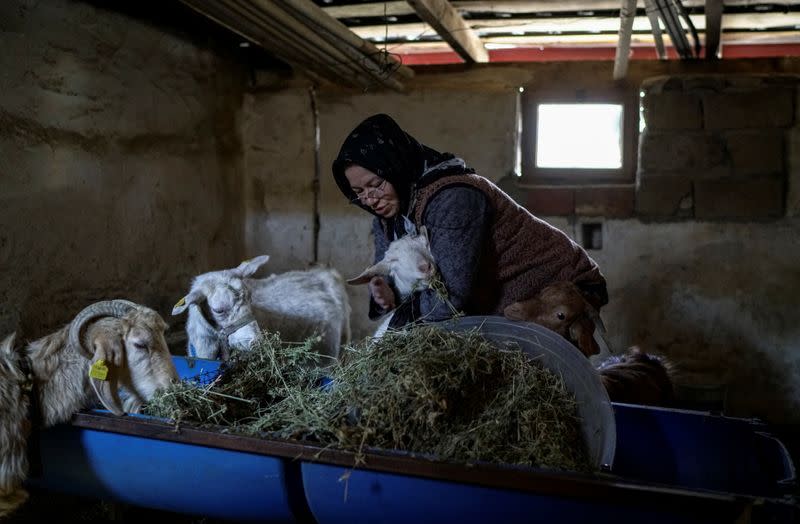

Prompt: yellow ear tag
xmin=174 ymin=297 xmax=186 ymax=309
xmin=89 ymin=360 xmax=109 ymax=381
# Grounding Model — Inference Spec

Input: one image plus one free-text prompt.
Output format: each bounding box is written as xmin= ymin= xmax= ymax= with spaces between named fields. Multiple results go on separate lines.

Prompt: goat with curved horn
xmin=67 ymin=299 xmax=141 ymax=417
xmin=1 ymin=301 xmax=179 ymax=517
xmin=67 ymin=299 xmax=138 ymax=359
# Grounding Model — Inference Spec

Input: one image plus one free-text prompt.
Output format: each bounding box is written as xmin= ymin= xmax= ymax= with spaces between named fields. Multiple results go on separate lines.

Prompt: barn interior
xmin=2 ymin=0 xmax=799 ymax=521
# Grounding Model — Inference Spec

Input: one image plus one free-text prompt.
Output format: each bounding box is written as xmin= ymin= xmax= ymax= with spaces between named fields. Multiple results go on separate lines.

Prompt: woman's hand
xmin=369 ymin=276 xmax=396 ymax=311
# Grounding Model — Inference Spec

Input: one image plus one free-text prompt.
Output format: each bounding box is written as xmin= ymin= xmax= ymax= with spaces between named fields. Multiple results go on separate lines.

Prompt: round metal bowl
xmin=435 ymin=315 xmax=616 ymax=470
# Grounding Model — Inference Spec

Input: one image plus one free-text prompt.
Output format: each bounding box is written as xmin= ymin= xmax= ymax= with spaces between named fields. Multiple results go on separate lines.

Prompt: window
xmin=521 ymin=89 xmax=637 ymax=185
xmin=536 ymin=104 xmax=623 ymax=169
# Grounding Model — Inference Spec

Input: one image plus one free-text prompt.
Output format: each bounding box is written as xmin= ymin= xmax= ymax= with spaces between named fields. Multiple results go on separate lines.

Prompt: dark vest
xmin=410 ymin=174 xmax=606 ymax=315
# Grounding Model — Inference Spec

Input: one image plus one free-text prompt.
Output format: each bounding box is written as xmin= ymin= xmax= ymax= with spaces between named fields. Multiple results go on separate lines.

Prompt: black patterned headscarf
xmin=332 ymin=114 xmax=474 ymax=237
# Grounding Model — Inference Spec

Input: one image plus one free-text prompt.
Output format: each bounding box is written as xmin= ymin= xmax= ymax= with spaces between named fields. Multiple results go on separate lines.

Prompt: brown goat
xmin=595 ymin=347 xmax=675 ymax=407
xmin=503 ymin=281 xmax=602 ymax=357
xmin=504 ymin=282 xmax=675 ymax=406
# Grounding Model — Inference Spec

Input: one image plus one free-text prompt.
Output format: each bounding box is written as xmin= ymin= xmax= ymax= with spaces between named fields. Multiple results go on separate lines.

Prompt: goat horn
xmin=67 ymin=300 xmax=139 ymax=359
xmin=90 ymin=372 xmax=125 ymax=416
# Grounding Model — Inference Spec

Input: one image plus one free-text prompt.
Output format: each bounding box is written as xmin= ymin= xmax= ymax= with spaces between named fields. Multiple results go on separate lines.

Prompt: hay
xmin=145 ymin=325 xmax=590 ymax=472
xmin=146 ymin=333 xmax=324 ymax=427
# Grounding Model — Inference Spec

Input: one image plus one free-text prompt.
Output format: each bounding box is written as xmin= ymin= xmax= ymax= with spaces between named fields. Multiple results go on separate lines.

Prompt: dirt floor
xmin=6 ymin=489 xmax=240 ymax=523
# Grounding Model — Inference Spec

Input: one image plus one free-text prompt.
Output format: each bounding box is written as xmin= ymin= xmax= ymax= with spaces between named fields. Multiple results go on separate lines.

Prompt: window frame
xmin=521 ymin=88 xmax=637 ymax=185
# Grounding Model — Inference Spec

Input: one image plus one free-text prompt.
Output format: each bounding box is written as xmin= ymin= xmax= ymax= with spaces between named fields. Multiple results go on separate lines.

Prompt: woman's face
xmin=344 ymin=165 xmax=400 ymax=218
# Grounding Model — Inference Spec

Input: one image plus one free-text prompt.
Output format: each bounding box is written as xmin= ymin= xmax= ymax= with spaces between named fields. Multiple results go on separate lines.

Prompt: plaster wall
xmin=561 ymin=217 xmax=800 ymax=423
xmin=0 ymin=0 xmax=247 ymax=338
xmin=243 ymin=89 xmax=316 ymax=275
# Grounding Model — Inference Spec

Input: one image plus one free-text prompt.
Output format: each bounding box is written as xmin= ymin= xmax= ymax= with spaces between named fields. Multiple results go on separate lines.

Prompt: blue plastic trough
xmin=300 ymin=402 xmax=797 ymax=524
xmin=612 ymin=403 xmax=796 ymax=497
xmin=300 ymin=463 xmax=735 ymax=524
xmin=31 ymin=423 xmax=302 ymax=522
xmin=26 ymin=357 xmax=310 ymax=522
xmin=24 ymin=351 xmax=798 ymax=523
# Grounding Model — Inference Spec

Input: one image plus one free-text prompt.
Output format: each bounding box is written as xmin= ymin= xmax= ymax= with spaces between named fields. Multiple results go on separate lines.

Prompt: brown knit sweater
xmin=411 ymin=174 xmax=607 ymax=315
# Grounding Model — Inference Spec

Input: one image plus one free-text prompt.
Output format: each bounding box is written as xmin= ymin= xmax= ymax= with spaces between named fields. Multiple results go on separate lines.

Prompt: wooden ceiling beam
xmin=614 ymin=0 xmax=638 ymax=79
xmin=405 ymin=0 xmax=489 ymax=62
xmin=483 ymin=29 xmax=800 ymax=46
xmin=351 ymin=12 xmax=800 ymax=40
xmin=325 ymin=1 xmax=413 ymax=19
xmin=370 ymin=30 xmax=800 ymax=55
xmin=397 ymin=42 xmax=800 ymax=65
xmin=323 ymin=0 xmax=800 ymax=18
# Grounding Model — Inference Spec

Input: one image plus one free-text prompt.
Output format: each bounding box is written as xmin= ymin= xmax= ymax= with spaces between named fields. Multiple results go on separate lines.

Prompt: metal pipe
xmin=613 ymin=0 xmax=638 ymax=80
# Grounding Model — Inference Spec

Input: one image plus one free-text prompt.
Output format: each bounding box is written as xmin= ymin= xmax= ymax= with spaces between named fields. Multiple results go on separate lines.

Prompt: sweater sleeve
xmin=416 ymin=186 xmax=490 ymax=322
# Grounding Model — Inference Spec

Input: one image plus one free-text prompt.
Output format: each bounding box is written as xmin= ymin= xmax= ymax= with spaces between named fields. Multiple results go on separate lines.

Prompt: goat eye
xmin=133 ymin=341 xmax=148 ymax=350
xmin=557 ymin=312 xmax=566 ymax=320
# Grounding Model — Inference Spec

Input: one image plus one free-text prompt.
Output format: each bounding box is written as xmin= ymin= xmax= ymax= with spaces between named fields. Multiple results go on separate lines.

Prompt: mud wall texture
xmin=0 ymin=0 xmax=247 ymax=339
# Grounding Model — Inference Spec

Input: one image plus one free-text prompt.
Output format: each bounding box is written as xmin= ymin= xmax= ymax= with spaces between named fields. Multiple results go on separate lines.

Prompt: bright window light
xmin=536 ymin=104 xmax=623 ymax=169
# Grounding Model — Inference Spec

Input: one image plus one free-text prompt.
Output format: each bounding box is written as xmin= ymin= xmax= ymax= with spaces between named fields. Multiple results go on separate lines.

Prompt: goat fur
xmin=504 ymin=281 xmax=602 ymax=357
xmin=504 ymin=281 xmax=676 ymax=406
xmin=596 ymin=347 xmax=675 ymax=406
xmin=346 ymin=226 xmax=436 ymax=337
xmin=175 ymin=256 xmax=352 ymax=365
xmin=0 ymin=306 xmax=177 ymax=518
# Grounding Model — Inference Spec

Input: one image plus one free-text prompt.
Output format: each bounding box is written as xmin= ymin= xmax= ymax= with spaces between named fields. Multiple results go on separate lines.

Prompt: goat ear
xmin=0 ymin=332 xmax=17 ymax=355
xmin=346 ymin=261 xmax=390 ymax=286
xmin=585 ymin=304 xmax=606 ymax=334
xmin=568 ymin=316 xmax=600 ymax=357
xmin=88 ymin=340 xmax=125 ymax=416
xmin=232 ymin=255 xmax=270 ymax=278
xmin=172 ymin=289 xmax=204 ymax=315
xmin=418 ymin=225 xmax=430 ymax=243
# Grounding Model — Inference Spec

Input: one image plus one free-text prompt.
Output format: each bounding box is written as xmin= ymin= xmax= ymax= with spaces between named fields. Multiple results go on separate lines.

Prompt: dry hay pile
xmin=145 ymin=325 xmax=590 ymax=472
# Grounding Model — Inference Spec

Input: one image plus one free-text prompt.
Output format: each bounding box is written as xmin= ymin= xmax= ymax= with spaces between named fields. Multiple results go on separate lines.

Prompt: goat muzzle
xmin=190 ymin=304 xmax=259 ymax=358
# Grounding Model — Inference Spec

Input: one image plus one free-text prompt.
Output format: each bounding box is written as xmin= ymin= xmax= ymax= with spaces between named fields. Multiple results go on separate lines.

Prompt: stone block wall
xmin=490 ymin=72 xmax=800 ymax=424
xmin=526 ymin=187 xmax=637 ymax=218
xmin=524 ymin=74 xmax=799 ymax=222
xmin=637 ymin=75 xmax=797 ymax=220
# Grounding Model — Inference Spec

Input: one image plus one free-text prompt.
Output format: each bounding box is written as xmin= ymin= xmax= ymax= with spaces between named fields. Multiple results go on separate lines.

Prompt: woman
xmin=332 ymin=113 xmax=607 ymax=329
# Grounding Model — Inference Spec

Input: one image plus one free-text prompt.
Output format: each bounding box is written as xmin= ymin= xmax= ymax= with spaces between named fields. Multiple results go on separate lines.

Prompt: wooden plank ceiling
xmin=321 ymin=0 xmax=800 ymax=55
xmin=180 ymin=0 xmax=800 ymax=90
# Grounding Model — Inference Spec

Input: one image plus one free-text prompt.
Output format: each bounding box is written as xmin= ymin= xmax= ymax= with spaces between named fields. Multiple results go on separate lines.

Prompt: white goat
xmin=347 ymin=226 xmax=437 ymax=337
xmin=172 ymin=256 xmax=351 ymax=366
xmin=0 ymin=300 xmax=179 ymax=518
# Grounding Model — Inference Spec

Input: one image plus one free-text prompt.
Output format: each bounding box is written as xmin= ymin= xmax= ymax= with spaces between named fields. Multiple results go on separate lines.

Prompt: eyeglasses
xmin=350 ymin=179 xmax=387 ymax=205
